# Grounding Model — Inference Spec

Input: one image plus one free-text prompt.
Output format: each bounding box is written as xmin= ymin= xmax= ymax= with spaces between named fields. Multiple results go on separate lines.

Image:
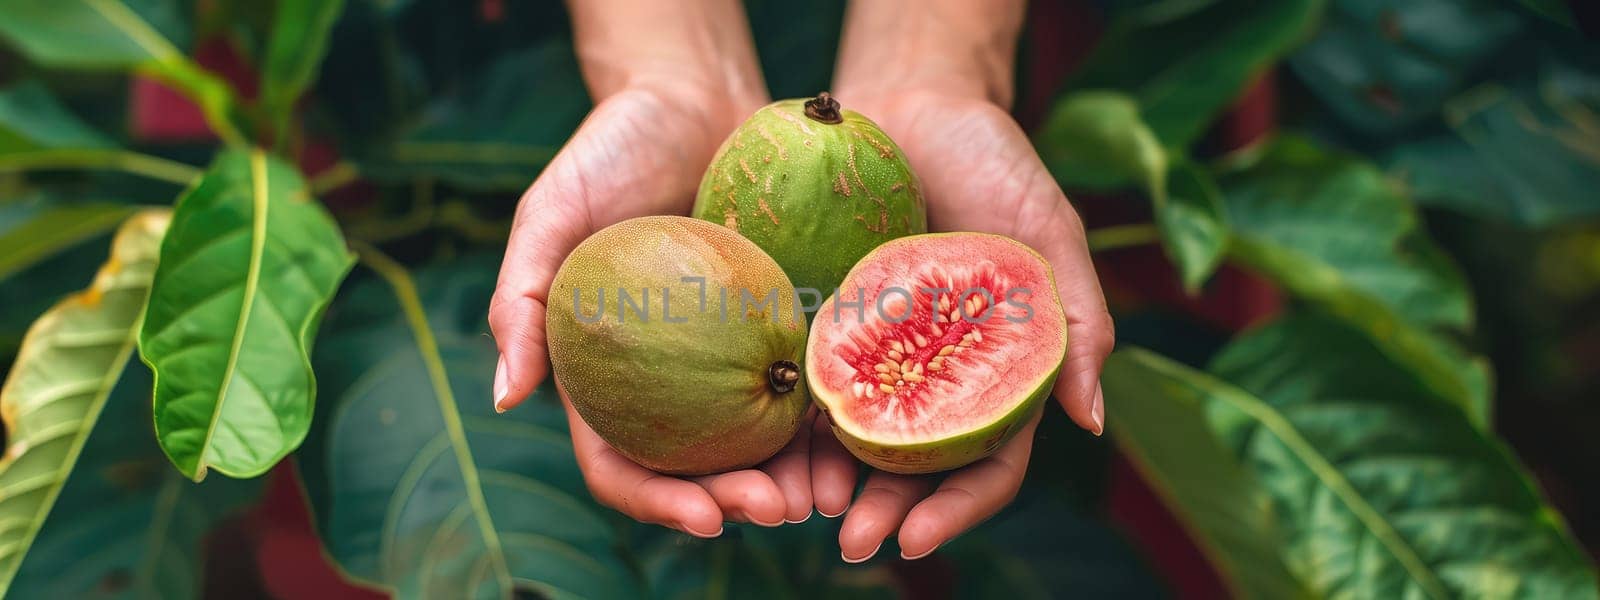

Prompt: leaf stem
xmin=0 ymin=149 xmax=201 ymax=185
xmin=1086 ymin=223 xmax=1161 ymax=252
xmin=134 ymin=63 xmax=249 ymax=148
xmin=309 ymin=161 xmax=361 ymax=196
xmin=354 ymin=242 xmax=514 ymax=592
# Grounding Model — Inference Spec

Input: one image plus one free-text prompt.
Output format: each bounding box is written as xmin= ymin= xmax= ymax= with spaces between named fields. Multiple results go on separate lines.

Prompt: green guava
xmin=546 ymin=216 xmax=810 ymax=475
xmin=692 ymin=93 xmax=927 ymax=299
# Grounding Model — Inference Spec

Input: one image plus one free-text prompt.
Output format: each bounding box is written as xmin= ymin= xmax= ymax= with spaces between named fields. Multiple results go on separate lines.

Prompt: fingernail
xmin=900 ymin=545 xmax=940 ymax=560
xmin=842 ymin=542 xmax=882 ymax=564
xmin=819 ymin=502 xmax=850 ymax=519
xmin=684 ymin=524 xmax=723 ymax=539
xmin=727 ymin=510 xmax=784 ymax=527
xmin=1091 ymin=382 xmax=1105 ymax=436
xmin=493 ymin=354 xmax=509 ymax=413
xmin=784 ymin=509 xmax=814 ymax=524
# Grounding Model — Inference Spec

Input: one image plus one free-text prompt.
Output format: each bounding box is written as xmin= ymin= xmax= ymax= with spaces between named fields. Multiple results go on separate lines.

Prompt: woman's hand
xmin=813 ymin=90 xmax=1114 ymax=561
xmin=816 ymin=0 xmax=1114 ymax=562
xmin=488 ymin=0 xmax=818 ymax=537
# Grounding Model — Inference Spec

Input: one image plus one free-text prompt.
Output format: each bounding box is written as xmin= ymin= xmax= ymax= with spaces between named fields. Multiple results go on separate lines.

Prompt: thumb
xmin=489 ymin=177 xmax=594 ymax=412
xmin=488 ymin=89 xmax=746 ymax=411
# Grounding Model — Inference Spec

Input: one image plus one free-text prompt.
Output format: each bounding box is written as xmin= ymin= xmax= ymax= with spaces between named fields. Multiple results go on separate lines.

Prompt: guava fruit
xmin=692 ymin=92 xmax=927 ymax=299
xmin=546 ymin=216 xmax=810 ymax=475
xmin=805 ymin=233 xmax=1068 ymax=474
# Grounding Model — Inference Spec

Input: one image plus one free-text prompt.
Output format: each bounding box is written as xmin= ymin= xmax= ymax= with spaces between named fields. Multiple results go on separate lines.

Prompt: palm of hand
xmin=866 ymin=94 xmax=1082 ymax=246
xmin=807 ymin=92 xmax=1113 ymax=561
xmin=495 ymin=87 xmax=1112 ymax=556
xmin=492 ymin=86 xmax=818 ymax=537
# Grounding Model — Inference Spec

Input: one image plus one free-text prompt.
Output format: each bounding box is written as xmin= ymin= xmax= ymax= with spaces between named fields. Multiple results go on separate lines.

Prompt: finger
xmin=692 ymin=470 xmax=787 ymax=527
xmin=488 ymin=164 xmax=595 ymax=412
xmin=760 ymin=409 xmax=816 ymax=523
xmin=1014 ymin=192 xmax=1113 ymax=435
xmin=810 ymin=412 xmax=858 ymax=518
xmin=897 ymin=411 xmax=1041 ymax=559
xmin=838 ymin=472 xmax=935 ymax=563
xmin=561 ymin=394 xmax=724 ymax=537
xmin=488 ymin=296 xmax=550 ymax=413
xmin=489 ymin=92 xmax=713 ymax=412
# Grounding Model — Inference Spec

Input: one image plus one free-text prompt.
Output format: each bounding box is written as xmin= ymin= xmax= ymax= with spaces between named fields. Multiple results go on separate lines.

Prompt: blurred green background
xmin=0 ymin=0 xmax=1597 ymax=597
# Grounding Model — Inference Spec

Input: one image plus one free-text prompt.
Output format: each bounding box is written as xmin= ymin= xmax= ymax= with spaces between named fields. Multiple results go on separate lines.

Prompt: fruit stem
xmin=804 ymin=92 xmax=844 ymax=124
xmin=768 ymin=360 xmax=801 ymax=393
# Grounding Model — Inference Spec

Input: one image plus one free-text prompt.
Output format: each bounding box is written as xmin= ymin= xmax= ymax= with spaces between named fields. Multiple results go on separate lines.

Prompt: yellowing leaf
xmin=0 ymin=209 xmax=169 ymax=594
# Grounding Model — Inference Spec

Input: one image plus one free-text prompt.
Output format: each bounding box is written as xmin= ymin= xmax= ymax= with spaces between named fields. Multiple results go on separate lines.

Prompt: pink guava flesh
xmin=807 ymin=233 xmax=1068 ymax=448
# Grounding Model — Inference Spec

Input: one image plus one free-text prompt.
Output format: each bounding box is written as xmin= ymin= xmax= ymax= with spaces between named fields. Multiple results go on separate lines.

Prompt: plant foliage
xmin=0 ymin=0 xmax=1594 ymax=597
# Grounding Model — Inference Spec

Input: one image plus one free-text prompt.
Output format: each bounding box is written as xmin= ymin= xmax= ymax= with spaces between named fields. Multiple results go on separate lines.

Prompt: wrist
xmin=568 ymin=0 xmax=769 ymax=120
xmin=832 ymin=0 xmax=1024 ymax=110
xmin=577 ymin=49 xmax=768 ymax=117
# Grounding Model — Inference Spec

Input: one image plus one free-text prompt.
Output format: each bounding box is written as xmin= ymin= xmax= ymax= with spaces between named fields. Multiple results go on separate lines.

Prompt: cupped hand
xmin=488 ymin=83 xmax=819 ymax=536
xmin=812 ymin=90 xmax=1116 ymax=561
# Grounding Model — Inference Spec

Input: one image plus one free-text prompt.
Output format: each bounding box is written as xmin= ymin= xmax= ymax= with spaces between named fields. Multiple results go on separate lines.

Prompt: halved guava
xmin=805 ymin=233 xmax=1068 ymax=474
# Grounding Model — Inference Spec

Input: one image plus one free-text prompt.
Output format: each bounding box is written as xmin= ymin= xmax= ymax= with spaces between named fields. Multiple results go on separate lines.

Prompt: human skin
xmin=487 ymin=0 xmax=823 ymax=537
xmin=489 ymin=0 xmax=1114 ymax=555
xmin=814 ymin=0 xmax=1116 ymax=562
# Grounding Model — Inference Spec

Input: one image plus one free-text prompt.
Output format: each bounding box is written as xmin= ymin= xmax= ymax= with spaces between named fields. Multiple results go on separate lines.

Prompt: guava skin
xmin=546 ymin=216 xmax=810 ymax=476
xmin=824 ymin=376 xmax=1054 ymax=475
xmin=692 ymin=94 xmax=928 ymax=299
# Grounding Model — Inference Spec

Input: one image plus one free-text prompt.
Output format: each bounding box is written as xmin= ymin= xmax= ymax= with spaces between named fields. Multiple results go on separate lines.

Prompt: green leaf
xmin=0 ymin=0 xmax=175 ymax=66
xmin=641 ymin=535 xmax=807 ymax=600
xmin=0 ymin=0 xmax=245 ymax=145
xmin=1094 ymin=0 xmax=1225 ymax=25
xmin=1036 ymin=91 xmax=1227 ymax=290
xmin=1161 ymin=160 xmax=1229 ymax=292
xmin=0 ymin=150 xmax=201 ymax=185
xmin=351 ymin=40 xmax=589 ymax=190
xmin=1037 ymin=90 xmax=1168 ymax=192
xmin=637 ymin=516 xmax=901 ymax=600
xmin=1220 ymin=136 xmax=1489 ymax=423
xmin=1065 ymin=0 xmax=1325 ymax=147
xmin=0 ymin=83 xmax=189 ymax=190
xmin=943 ymin=491 xmax=1170 ymax=598
xmin=1208 ymin=313 xmax=1598 ymax=599
xmin=6 ymin=359 xmax=263 ymax=598
xmin=310 ymin=0 xmax=576 ymax=144
xmin=746 ymin=0 xmax=846 ymax=99
xmin=1102 ymin=349 xmax=1311 ymax=600
xmin=1515 ymin=0 xmax=1575 ymax=27
xmin=640 ymin=483 xmax=1160 ymax=598
xmin=0 ymin=210 xmax=166 ymax=594
xmin=0 ymin=201 xmax=138 ymax=282
xmin=139 ymin=150 xmax=354 ymax=481
xmin=1387 ymin=61 xmax=1600 ymax=226
xmin=0 ymin=81 xmax=116 ymax=154
xmin=0 ymin=222 xmax=116 ymax=360
xmin=261 ymin=0 xmax=346 ymax=143
xmin=1288 ymin=0 xmax=1525 ymax=135
xmin=642 ymin=440 xmax=1156 ymax=597
xmin=299 ymin=252 xmax=639 ymax=599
